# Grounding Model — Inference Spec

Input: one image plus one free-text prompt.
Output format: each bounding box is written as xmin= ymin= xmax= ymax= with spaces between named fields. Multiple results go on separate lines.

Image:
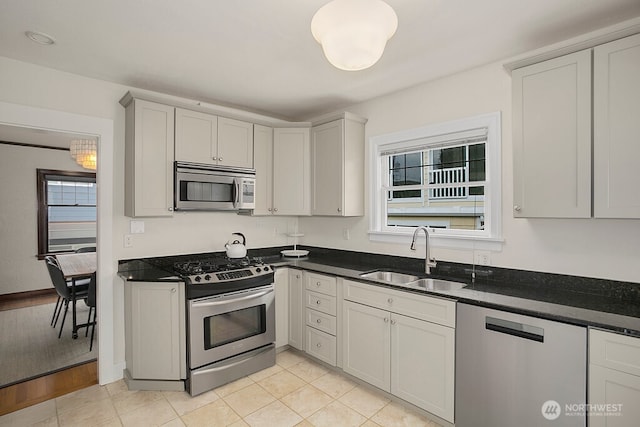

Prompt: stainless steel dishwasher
xmin=456 ymin=303 xmax=587 ymax=426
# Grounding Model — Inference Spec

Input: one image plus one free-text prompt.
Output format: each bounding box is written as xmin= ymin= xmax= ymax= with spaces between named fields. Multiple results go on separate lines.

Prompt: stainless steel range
xmin=174 ymin=256 xmax=276 ymax=396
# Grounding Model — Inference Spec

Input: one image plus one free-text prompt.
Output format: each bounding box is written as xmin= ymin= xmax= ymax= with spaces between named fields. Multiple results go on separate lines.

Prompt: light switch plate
xmin=130 ymin=220 xmax=145 ymax=234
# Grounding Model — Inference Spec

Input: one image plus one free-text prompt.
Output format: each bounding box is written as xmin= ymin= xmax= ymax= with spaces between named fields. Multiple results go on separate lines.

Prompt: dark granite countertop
xmin=118 ymin=245 xmax=640 ymax=337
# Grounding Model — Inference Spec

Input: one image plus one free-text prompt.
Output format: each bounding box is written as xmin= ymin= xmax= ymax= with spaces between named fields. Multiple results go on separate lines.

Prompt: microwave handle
xmin=233 ymin=179 xmax=240 ymax=208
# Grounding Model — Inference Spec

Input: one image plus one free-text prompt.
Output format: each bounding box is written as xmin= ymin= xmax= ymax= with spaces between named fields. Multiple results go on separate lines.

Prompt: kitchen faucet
xmin=410 ymin=226 xmax=437 ymax=274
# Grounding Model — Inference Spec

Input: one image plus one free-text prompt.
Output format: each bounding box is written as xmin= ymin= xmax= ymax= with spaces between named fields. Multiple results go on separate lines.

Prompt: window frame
xmin=36 ymin=168 xmax=97 ymax=258
xmin=368 ymin=112 xmax=503 ymax=251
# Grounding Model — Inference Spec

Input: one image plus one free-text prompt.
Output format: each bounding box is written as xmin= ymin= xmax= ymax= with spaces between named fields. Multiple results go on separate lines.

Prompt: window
xmin=369 ymin=112 xmax=502 ymax=250
xmin=37 ymin=169 xmax=97 ymax=257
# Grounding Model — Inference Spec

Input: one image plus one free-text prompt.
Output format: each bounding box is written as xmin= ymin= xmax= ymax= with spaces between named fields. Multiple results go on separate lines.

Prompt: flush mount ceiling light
xmin=311 ymin=0 xmax=398 ymax=71
xmin=25 ymin=30 xmax=56 ymax=45
xmin=70 ymin=139 xmax=97 ymax=171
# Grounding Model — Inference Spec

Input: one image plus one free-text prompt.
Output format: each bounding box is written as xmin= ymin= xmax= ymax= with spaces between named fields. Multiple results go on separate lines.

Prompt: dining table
xmin=55 ymin=252 xmax=96 ymax=339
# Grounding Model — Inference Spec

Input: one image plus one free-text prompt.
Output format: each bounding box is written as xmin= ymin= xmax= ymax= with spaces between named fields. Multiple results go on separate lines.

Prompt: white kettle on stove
xmin=225 ymin=232 xmax=247 ymax=258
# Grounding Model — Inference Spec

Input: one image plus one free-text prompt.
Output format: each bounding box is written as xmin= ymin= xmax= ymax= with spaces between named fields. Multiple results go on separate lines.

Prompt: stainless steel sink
xmin=405 ymin=278 xmax=467 ymax=292
xmin=359 ymin=270 xmax=420 ymax=284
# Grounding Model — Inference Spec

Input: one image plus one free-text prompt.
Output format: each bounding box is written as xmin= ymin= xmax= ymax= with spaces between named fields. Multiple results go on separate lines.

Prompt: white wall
xmin=299 ymin=61 xmax=640 ymax=283
xmin=0 ymin=56 xmax=299 ymax=383
xmin=0 ymin=144 xmax=87 ymax=294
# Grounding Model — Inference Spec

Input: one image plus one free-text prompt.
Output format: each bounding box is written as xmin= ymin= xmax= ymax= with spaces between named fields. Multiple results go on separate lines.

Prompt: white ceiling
xmin=1 ymin=0 xmax=640 ymax=122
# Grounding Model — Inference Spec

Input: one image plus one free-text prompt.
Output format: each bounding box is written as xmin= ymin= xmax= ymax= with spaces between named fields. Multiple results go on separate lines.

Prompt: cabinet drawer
xmin=305 ymin=272 xmax=337 ymax=296
xmin=344 ymin=280 xmax=455 ymax=327
xmin=306 ymin=290 xmax=337 ymax=316
xmin=590 ymin=329 xmax=640 ymax=376
xmin=306 ymin=308 xmax=337 ymax=335
xmin=306 ymin=326 xmax=337 ymax=366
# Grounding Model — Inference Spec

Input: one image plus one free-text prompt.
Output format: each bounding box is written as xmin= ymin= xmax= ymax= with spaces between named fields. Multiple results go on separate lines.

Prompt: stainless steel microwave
xmin=174 ymin=162 xmax=255 ymax=211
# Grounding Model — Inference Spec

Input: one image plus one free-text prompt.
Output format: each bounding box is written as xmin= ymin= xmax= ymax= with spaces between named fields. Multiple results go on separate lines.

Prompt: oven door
xmin=188 ymin=285 xmax=275 ymax=369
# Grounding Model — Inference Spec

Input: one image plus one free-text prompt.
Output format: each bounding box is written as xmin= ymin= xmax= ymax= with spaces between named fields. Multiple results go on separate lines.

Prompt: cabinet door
xmin=512 ymin=50 xmax=592 ymax=218
xmin=391 ymin=313 xmax=455 ymax=422
xmin=126 ymin=99 xmax=175 ymax=217
xmin=273 ymin=127 xmax=310 ymax=215
xmin=594 ymin=33 xmax=640 ymax=218
xmin=218 ymin=117 xmax=254 ymax=168
xmin=175 ymin=108 xmax=218 ymax=165
xmin=589 ymin=365 xmax=640 ymax=426
xmin=288 ymin=270 xmax=304 ymax=350
xmin=126 ymin=282 xmax=185 ymax=380
xmin=274 ymin=267 xmax=289 ymax=348
xmin=253 ymin=124 xmax=274 ymax=215
xmin=342 ymin=300 xmax=390 ymax=391
xmin=311 ymin=119 xmax=344 ymax=216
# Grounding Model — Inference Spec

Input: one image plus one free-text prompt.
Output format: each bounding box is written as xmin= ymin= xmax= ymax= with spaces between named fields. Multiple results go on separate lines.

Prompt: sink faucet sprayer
xmin=410 ymin=226 xmax=437 ymax=274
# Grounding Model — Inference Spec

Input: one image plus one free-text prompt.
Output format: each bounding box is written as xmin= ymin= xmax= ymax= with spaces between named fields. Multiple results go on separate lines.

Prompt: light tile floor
xmin=0 ymin=350 xmax=443 ymax=427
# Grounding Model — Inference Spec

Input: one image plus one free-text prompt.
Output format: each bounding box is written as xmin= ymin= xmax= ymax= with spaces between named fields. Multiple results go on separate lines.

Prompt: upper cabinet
xmin=217 ymin=117 xmax=254 ymax=169
xmin=512 ymin=33 xmax=640 ymax=219
xmin=593 ymin=34 xmax=640 ymax=218
xmin=253 ymin=125 xmax=311 ymax=216
xmin=175 ymin=108 xmax=254 ymax=169
xmin=121 ymin=96 xmax=175 ymax=217
xmin=311 ymin=114 xmax=366 ymax=216
xmin=512 ymin=50 xmax=592 ymax=218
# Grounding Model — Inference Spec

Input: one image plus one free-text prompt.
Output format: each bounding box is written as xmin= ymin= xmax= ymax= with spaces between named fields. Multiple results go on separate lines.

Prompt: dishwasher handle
xmin=485 ymin=316 xmax=544 ymax=343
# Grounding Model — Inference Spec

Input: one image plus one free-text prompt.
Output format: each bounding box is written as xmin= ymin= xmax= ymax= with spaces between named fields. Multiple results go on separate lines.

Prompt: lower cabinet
xmin=274 ymin=267 xmax=289 ymax=348
xmin=304 ymin=272 xmax=338 ymax=366
xmin=589 ymin=329 xmax=640 ymax=426
xmin=124 ymin=281 xmax=186 ymax=380
xmin=342 ymin=280 xmax=455 ymax=423
xmin=288 ymin=269 xmax=304 ymax=350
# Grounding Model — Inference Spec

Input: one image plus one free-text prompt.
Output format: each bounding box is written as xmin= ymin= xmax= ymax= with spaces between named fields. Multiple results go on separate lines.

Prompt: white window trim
xmin=368 ymin=112 xmax=503 ymax=251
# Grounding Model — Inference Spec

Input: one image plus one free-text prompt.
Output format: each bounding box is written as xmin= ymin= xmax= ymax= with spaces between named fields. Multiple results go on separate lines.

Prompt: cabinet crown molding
xmin=504 ymin=16 xmax=640 ymax=71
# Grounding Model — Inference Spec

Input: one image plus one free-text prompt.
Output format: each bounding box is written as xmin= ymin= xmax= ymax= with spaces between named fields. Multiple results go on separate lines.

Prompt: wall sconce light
xmin=311 ymin=0 xmax=398 ymax=71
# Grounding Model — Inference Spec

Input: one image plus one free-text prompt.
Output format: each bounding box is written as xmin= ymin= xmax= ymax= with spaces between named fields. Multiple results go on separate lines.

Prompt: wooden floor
xmin=0 ymin=289 xmax=98 ymax=416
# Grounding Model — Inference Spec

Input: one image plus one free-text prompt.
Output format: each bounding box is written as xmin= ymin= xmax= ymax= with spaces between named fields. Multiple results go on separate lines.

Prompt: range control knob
xmin=194 ymin=276 xmax=201 ymax=282
xmin=256 ymin=268 xmax=262 ymax=273
xmin=263 ymin=266 xmax=269 ymax=271
xmin=204 ymin=274 xmax=211 ymax=281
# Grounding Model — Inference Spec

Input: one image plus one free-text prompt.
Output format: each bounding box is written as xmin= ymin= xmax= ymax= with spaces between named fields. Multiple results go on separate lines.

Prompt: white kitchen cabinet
xmin=217 ymin=117 xmax=254 ymax=168
xmin=122 ymin=97 xmax=175 ymax=217
xmin=512 ymin=50 xmax=592 ymax=218
xmin=304 ymin=272 xmax=338 ymax=366
xmin=175 ymin=108 xmax=253 ymax=168
xmin=342 ymin=300 xmax=391 ymax=390
xmin=594 ymin=33 xmax=640 ymax=218
xmin=589 ymin=329 xmax=640 ymax=425
xmin=342 ymin=280 xmax=455 ymax=422
xmin=272 ymin=127 xmax=311 ymax=216
xmin=253 ymin=124 xmax=274 ymax=215
xmin=311 ymin=114 xmax=366 ymax=216
xmin=391 ymin=312 xmax=455 ymax=420
xmin=124 ymin=281 xmax=186 ymax=381
xmin=288 ymin=269 xmax=304 ymax=350
xmin=175 ymin=108 xmax=218 ymax=165
xmin=274 ymin=267 xmax=289 ymax=349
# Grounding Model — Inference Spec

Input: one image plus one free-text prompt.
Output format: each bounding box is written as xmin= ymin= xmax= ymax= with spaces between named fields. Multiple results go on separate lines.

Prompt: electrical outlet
xmin=124 ymin=234 xmax=133 ymax=248
xmin=343 ymin=228 xmax=350 ymax=240
xmin=474 ymin=251 xmax=491 ymax=266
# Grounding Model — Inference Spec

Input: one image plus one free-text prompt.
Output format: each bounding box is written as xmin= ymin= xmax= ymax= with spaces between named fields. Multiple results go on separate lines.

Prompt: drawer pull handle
xmin=316 ymin=300 xmax=321 ymax=305
xmin=316 ymin=342 xmax=322 ymax=348
xmin=387 ymin=298 xmax=393 ymax=304
xmin=316 ymin=282 xmax=321 ymax=287
xmin=316 ymin=319 xmax=322 ymax=324
xmin=391 ymin=319 xmax=396 ymax=325
xmin=384 ymin=317 xmax=389 ymax=323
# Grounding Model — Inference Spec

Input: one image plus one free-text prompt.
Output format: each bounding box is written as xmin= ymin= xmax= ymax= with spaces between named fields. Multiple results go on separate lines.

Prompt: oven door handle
xmin=191 ymin=287 xmax=273 ymax=308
